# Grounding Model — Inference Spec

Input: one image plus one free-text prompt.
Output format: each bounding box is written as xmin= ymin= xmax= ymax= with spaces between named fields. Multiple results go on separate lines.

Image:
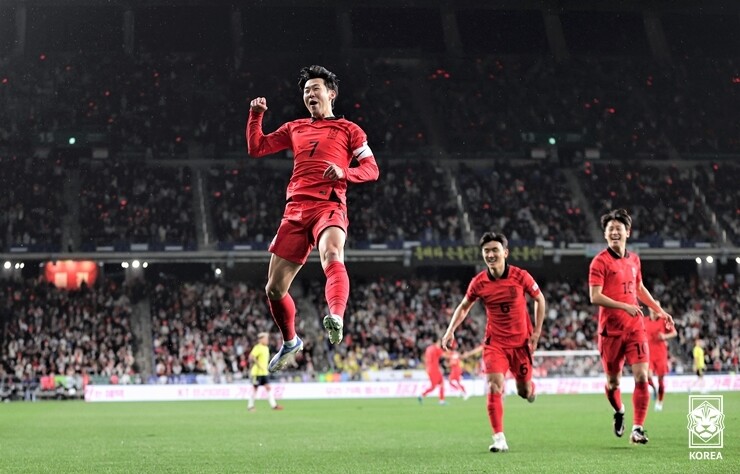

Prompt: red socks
xmin=605 ymin=385 xmax=622 ymax=412
xmin=450 ymin=381 xmax=466 ymax=394
xmin=658 ymin=379 xmax=665 ymax=402
xmin=324 ymin=261 xmax=349 ymax=317
xmin=268 ymin=293 xmax=296 ymax=341
xmin=487 ymin=392 xmax=503 ymax=433
xmin=268 ymin=261 xmax=348 ymax=343
xmin=633 ymin=381 xmax=649 ymax=426
xmin=422 ymin=383 xmax=442 ymax=399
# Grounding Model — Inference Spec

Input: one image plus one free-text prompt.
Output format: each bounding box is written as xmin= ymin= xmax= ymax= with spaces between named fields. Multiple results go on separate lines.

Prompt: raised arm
xmin=246 ymin=97 xmax=290 ymax=157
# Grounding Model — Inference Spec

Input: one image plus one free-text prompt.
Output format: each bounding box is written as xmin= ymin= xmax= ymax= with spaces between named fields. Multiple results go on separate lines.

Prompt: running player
xmin=589 ymin=209 xmax=673 ymax=444
xmin=645 ymin=304 xmax=677 ymax=411
xmin=447 ymin=349 xmax=469 ymax=400
xmin=418 ymin=339 xmax=447 ymax=405
xmin=442 ymin=232 xmax=546 ymax=453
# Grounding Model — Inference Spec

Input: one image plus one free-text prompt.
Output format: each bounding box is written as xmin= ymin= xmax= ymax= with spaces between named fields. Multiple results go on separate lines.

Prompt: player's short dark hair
xmin=298 ymin=65 xmax=339 ymax=97
xmin=479 ymin=231 xmax=508 ymax=249
xmin=600 ymin=208 xmax=632 ymax=230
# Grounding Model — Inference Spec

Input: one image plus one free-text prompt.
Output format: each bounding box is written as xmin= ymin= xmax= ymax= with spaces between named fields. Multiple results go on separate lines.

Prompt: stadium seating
xmin=1 ymin=5 xmax=738 ymax=400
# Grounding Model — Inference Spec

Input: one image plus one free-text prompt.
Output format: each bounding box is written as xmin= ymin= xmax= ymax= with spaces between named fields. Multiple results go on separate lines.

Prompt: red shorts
xmin=649 ymin=346 xmax=669 ymax=376
xmin=483 ymin=344 xmax=532 ymax=382
xmin=427 ymin=370 xmax=443 ymax=385
xmin=269 ymin=199 xmax=348 ymax=264
xmin=449 ymin=367 xmax=462 ymax=381
xmin=598 ymin=329 xmax=649 ymax=375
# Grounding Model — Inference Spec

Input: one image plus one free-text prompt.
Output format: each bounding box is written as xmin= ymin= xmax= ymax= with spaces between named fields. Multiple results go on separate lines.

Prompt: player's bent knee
xmin=605 ymin=374 xmax=620 ymax=390
xmin=634 ymin=373 xmax=649 ymax=383
xmin=321 ymin=249 xmax=343 ymax=263
xmin=265 ymin=285 xmax=287 ymax=300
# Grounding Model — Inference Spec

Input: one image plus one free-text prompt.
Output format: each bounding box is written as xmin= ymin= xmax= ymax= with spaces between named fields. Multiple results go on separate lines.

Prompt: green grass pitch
xmin=0 ymin=392 xmax=737 ymax=473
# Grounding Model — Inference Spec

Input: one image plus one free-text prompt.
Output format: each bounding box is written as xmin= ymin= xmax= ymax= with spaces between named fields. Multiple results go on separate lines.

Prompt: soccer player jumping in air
xmin=442 ymin=232 xmax=546 ymax=453
xmin=247 ymin=65 xmax=379 ymax=372
xmin=588 ymin=209 xmax=674 ymax=444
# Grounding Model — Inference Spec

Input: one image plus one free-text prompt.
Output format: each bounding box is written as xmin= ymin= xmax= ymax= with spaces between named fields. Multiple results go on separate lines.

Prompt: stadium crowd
xmin=0 ymin=155 xmax=65 ymax=251
xmin=2 ymin=51 xmax=739 ymax=253
xmin=79 ymin=160 xmax=196 ymax=249
xmin=345 ymin=161 xmax=463 ymax=247
xmin=2 ymin=52 xmax=739 ymax=158
xmin=426 ymin=57 xmax=663 ymax=156
xmin=700 ymin=161 xmax=740 ymax=245
xmin=1 ymin=18 xmax=739 ymax=401
xmin=208 ymin=165 xmax=288 ymax=247
xmin=2 ymin=270 xmax=735 ymax=399
xmin=580 ymin=161 xmax=715 ymax=244
xmin=456 ymin=161 xmax=590 ymax=246
xmin=0 ymin=278 xmax=136 ymax=400
xmin=149 ymin=277 xmax=313 ymax=385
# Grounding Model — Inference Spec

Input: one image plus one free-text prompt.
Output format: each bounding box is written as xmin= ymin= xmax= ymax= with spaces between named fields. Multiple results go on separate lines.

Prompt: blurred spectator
xmin=581 ymin=161 xmax=716 ymax=244
xmin=457 ymin=161 xmax=590 ymax=245
xmin=149 ymin=278 xmax=314 ymax=383
xmin=0 ymin=277 xmax=137 ymax=397
xmin=208 ymin=165 xmax=287 ymax=246
xmin=79 ymin=160 xmax=196 ymax=249
xmin=0 ymin=155 xmax=65 ymax=251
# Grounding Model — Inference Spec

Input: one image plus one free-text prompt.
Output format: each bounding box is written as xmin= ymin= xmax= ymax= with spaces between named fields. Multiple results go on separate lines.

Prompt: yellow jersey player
xmin=248 ymin=333 xmax=283 ymax=411
xmin=690 ymin=338 xmax=707 ymax=394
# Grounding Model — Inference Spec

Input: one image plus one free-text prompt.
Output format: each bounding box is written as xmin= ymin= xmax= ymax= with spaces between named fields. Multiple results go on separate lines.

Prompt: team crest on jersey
xmin=509 ymin=287 xmax=518 ymax=299
xmin=327 ymin=128 xmax=339 ymax=140
xmin=632 ymin=267 xmax=637 ymax=278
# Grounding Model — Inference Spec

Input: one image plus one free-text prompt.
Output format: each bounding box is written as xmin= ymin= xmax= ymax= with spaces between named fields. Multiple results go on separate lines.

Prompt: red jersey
xmin=424 ymin=344 xmax=444 ymax=373
xmin=589 ymin=248 xmax=644 ymax=337
xmin=644 ymin=317 xmax=670 ymax=358
xmin=247 ymin=112 xmax=370 ymax=204
xmin=466 ymin=263 xmax=541 ymax=349
xmin=449 ymin=351 xmax=461 ymax=370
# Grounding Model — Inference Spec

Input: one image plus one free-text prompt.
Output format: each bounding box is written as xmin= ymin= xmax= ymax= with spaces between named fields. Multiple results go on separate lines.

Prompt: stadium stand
xmin=1 ymin=271 xmax=736 ymax=397
xmin=0 ymin=0 xmax=738 ymax=399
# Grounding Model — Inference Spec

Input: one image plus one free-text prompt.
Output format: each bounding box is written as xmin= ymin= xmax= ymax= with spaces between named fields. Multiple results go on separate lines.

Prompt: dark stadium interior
xmin=0 ymin=0 xmax=738 ymax=401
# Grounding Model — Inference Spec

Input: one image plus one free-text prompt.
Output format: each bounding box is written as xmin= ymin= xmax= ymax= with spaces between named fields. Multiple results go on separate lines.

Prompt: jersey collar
xmin=310 ymin=115 xmax=343 ymax=123
xmin=606 ymin=247 xmax=629 ymax=259
xmin=486 ymin=262 xmax=510 ymax=280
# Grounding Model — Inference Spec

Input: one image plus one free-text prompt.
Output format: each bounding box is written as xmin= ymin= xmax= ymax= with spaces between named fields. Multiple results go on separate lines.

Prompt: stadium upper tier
xmin=0 ymin=155 xmax=737 ymax=253
xmin=1 ymin=51 xmax=738 ymax=252
xmin=2 ymin=53 xmax=740 ymax=156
